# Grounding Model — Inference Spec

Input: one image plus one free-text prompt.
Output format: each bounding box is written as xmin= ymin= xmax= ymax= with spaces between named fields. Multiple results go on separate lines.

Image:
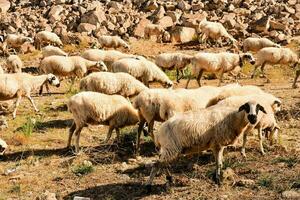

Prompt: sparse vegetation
xmin=272 ymin=156 xmax=298 ymax=168
xmin=258 ymin=175 xmax=273 ymax=188
xmin=72 ymin=161 xmax=94 ymax=176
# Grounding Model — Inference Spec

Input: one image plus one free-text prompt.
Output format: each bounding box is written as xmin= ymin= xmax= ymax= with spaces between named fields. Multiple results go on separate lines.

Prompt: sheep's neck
xmin=29 ymin=75 xmax=48 ymax=91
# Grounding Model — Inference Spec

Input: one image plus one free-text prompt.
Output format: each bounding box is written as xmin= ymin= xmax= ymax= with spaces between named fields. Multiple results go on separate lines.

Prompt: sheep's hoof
xmin=214 ymin=175 xmax=221 ymax=186
xmin=260 ymin=151 xmax=266 ymax=156
xmin=265 ymin=78 xmax=271 ymax=83
xmin=292 ymin=84 xmax=298 ymax=89
xmin=241 ymin=150 xmax=247 ymax=158
xmin=145 ymin=184 xmax=152 ymax=193
xmin=250 ymin=75 xmax=255 ymax=79
xmin=166 ymin=175 xmax=173 ymax=184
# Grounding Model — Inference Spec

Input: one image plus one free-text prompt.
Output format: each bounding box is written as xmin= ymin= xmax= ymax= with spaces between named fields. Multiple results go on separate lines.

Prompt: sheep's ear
xmin=238 ymin=103 xmax=247 ymax=112
xmin=257 ymin=104 xmax=267 ymax=114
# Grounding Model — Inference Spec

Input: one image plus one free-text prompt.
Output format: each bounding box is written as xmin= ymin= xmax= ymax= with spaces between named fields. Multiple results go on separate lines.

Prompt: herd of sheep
xmin=0 ymin=18 xmax=299 ymax=189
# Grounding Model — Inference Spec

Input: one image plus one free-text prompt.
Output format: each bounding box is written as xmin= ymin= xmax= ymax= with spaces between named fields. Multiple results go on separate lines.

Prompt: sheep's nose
xmin=56 ymin=83 xmax=60 ymax=87
xmin=248 ymin=114 xmax=257 ymax=124
xmin=250 ymin=61 xmax=255 ymax=65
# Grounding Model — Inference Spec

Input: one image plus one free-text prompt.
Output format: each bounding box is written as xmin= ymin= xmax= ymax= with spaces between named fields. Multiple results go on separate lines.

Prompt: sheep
xmin=186 ymin=52 xmax=256 ymax=88
xmin=0 ymin=73 xmax=60 ymax=119
xmin=210 ymin=94 xmax=281 ymax=157
xmin=112 ymin=57 xmax=173 ymax=88
xmin=6 ymin=55 xmax=23 ymax=73
xmin=144 ymin=24 xmax=166 ymax=42
xmin=243 ymin=37 xmax=280 ymax=52
xmin=42 ymin=45 xmax=68 ymax=58
xmin=155 ymin=53 xmax=193 ymax=83
xmin=0 ymin=138 xmax=7 ymax=155
xmin=34 ymin=31 xmax=63 ymax=50
xmin=198 ymin=18 xmax=237 ymax=47
xmin=97 ymin=35 xmax=130 ymax=50
xmin=251 ymin=47 xmax=299 ymax=87
xmin=146 ymin=101 xmax=266 ymax=187
xmin=67 ymin=91 xmax=141 ymax=153
xmin=3 ymin=34 xmax=33 ymax=53
xmin=80 ymin=72 xmax=148 ymax=98
xmin=82 ymin=49 xmax=136 ymax=71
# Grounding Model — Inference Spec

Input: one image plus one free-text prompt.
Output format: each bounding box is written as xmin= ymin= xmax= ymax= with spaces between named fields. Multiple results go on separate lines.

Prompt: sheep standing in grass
xmin=199 ymin=18 xmax=237 ymax=47
xmin=98 ymin=35 xmax=130 ymax=50
xmin=80 ymin=72 xmax=148 ymax=98
xmin=112 ymin=57 xmax=173 ymax=88
xmin=6 ymin=55 xmax=23 ymax=73
xmin=0 ymin=73 xmax=60 ymax=119
xmin=42 ymin=45 xmax=68 ymax=58
xmin=251 ymin=47 xmax=299 ymax=87
xmin=144 ymin=24 xmax=166 ymax=42
xmin=67 ymin=91 xmax=141 ymax=153
xmin=0 ymin=138 xmax=7 ymax=155
xmin=35 ymin=31 xmax=63 ymax=50
xmin=146 ymin=101 xmax=266 ymax=187
xmin=243 ymin=37 xmax=280 ymax=52
xmin=186 ymin=52 xmax=255 ymax=88
xmin=155 ymin=53 xmax=193 ymax=83
xmin=3 ymin=34 xmax=33 ymax=53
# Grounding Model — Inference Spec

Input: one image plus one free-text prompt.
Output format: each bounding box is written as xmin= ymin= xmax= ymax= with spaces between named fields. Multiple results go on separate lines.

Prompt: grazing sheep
xmin=98 ymin=35 xmax=130 ymax=49
xmin=82 ymin=49 xmax=136 ymax=71
xmin=35 ymin=31 xmax=63 ymax=50
xmin=42 ymin=45 xmax=68 ymax=58
xmin=146 ymin=101 xmax=266 ymax=187
xmin=144 ymin=24 xmax=166 ymax=42
xmin=6 ymin=55 xmax=23 ymax=73
xmin=67 ymin=91 xmax=141 ymax=153
xmin=199 ymin=18 xmax=237 ymax=47
xmin=243 ymin=37 xmax=280 ymax=52
xmin=112 ymin=57 xmax=173 ymax=88
xmin=251 ymin=47 xmax=299 ymax=86
xmin=186 ymin=52 xmax=255 ymax=88
xmin=80 ymin=72 xmax=148 ymax=98
xmin=155 ymin=53 xmax=193 ymax=83
xmin=3 ymin=34 xmax=33 ymax=52
xmin=0 ymin=73 xmax=60 ymax=119
xmin=0 ymin=138 xmax=7 ymax=155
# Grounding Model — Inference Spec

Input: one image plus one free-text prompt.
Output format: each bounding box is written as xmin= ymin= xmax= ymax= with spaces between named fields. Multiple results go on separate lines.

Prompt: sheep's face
xmin=242 ymin=53 xmax=255 ymax=65
xmin=47 ymin=74 xmax=60 ymax=87
xmin=272 ymin=100 xmax=281 ymax=113
xmin=164 ymin=81 xmax=173 ymax=89
xmin=25 ymin=37 xmax=33 ymax=43
xmin=0 ymin=139 xmax=7 ymax=155
xmin=96 ymin=61 xmax=108 ymax=72
xmin=238 ymin=101 xmax=266 ymax=125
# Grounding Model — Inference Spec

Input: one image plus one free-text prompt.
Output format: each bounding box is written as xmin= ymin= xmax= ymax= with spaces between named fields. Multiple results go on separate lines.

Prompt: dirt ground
xmin=0 ymin=40 xmax=299 ymax=200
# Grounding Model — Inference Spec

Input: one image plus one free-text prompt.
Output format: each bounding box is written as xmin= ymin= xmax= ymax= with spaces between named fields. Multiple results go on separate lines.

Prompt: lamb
xmin=3 ymin=34 xmax=33 ymax=53
xmin=186 ymin=52 xmax=255 ymax=88
xmin=6 ymin=55 xmax=23 ymax=73
xmin=155 ymin=53 xmax=193 ymax=83
xmin=243 ymin=37 xmax=280 ymax=52
xmin=146 ymin=101 xmax=266 ymax=187
xmin=82 ymin=49 xmax=136 ymax=71
xmin=250 ymin=47 xmax=299 ymax=87
xmin=112 ymin=57 xmax=173 ymax=88
xmin=34 ymin=31 xmax=63 ymax=50
xmin=198 ymin=18 xmax=237 ymax=47
xmin=42 ymin=45 xmax=68 ymax=58
xmin=0 ymin=73 xmax=60 ymax=119
xmin=80 ymin=72 xmax=148 ymax=98
xmin=67 ymin=91 xmax=141 ymax=153
xmin=144 ymin=24 xmax=167 ymax=42
xmin=0 ymin=138 xmax=8 ymax=155
xmin=97 ymin=35 xmax=130 ymax=49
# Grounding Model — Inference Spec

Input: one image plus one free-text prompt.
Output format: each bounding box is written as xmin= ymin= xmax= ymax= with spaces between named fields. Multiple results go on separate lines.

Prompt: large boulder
xmin=81 ymin=9 xmax=106 ymax=28
xmin=0 ymin=0 xmax=10 ymax=13
xmin=133 ymin=17 xmax=151 ymax=38
xmin=77 ymin=23 xmax=96 ymax=34
xmin=48 ymin=5 xmax=63 ymax=23
xmin=157 ymin=16 xmax=173 ymax=29
xmin=170 ymin=26 xmax=197 ymax=43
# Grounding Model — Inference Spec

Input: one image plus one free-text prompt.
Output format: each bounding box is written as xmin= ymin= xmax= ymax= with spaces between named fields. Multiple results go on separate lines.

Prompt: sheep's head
xmin=272 ymin=99 xmax=281 ymax=113
xmin=25 ymin=37 xmax=33 ymax=43
xmin=47 ymin=74 xmax=60 ymax=87
xmin=164 ymin=80 xmax=173 ymax=89
xmin=0 ymin=138 xmax=7 ymax=155
xmin=241 ymin=53 xmax=255 ymax=65
xmin=238 ymin=101 xmax=266 ymax=125
xmin=96 ymin=61 xmax=108 ymax=72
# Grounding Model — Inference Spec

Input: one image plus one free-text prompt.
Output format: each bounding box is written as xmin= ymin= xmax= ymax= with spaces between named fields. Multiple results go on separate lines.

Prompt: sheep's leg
xmin=258 ymin=128 xmax=265 ymax=155
xmin=67 ymin=122 xmax=76 ymax=148
xmin=251 ymin=65 xmax=259 ymax=79
xmin=213 ymin=146 xmax=224 ymax=185
xmin=12 ymin=95 xmax=22 ymax=119
xmin=148 ymin=120 xmax=155 ymax=139
xmin=136 ymin=119 xmax=146 ymax=153
xmin=176 ymin=68 xmax=180 ymax=83
xmin=260 ymin=62 xmax=267 ymax=78
xmin=39 ymin=85 xmax=44 ymax=96
xmin=146 ymin=162 xmax=161 ymax=188
xmin=196 ymin=69 xmax=204 ymax=87
xmin=292 ymin=70 xmax=300 ymax=88
xmin=241 ymin=132 xmax=248 ymax=158
xmin=26 ymin=95 xmax=39 ymax=113
xmin=218 ymin=71 xmax=224 ymax=87
xmin=269 ymin=128 xmax=279 ymax=146
xmin=115 ymin=128 xmax=120 ymax=143
xmin=185 ymin=74 xmax=192 ymax=89
xmin=45 ymin=83 xmax=50 ymax=94
xmin=74 ymin=127 xmax=83 ymax=153
xmin=104 ymin=126 xmax=114 ymax=143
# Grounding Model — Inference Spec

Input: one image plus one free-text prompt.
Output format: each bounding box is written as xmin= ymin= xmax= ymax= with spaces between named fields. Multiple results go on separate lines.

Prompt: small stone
xmin=282 ymin=190 xmax=300 ymax=199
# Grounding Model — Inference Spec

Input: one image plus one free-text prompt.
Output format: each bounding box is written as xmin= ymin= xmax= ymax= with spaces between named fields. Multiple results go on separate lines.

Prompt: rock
xmin=170 ymin=26 xmax=197 ymax=43
xmin=192 ymin=2 xmax=204 ymax=11
xmin=144 ymin=0 xmax=158 ymax=11
xmin=77 ymin=23 xmax=96 ymax=34
xmin=157 ymin=16 xmax=173 ymax=28
xmin=236 ymin=179 xmax=255 ymax=187
xmin=284 ymin=5 xmax=296 ymax=14
xmin=38 ymin=191 xmax=57 ymax=200
xmin=288 ymin=0 xmax=297 ymax=5
xmin=56 ymin=0 xmax=66 ymax=4
xmin=48 ymin=5 xmax=63 ymax=23
xmin=177 ymin=0 xmax=191 ymax=11
xmin=133 ymin=17 xmax=151 ymax=38
xmin=81 ymin=10 xmax=106 ymax=27
xmin=0 ymin=0 xmax=10 ymax=13
xmin=282 ymin=190 xmax=300 ymax=199
xmin=73 ymin=197 xmax=91 ymax=200
xmin=182 ymin=13 xmax=207 ymax=29
xmin=270 ymin=20 xmax=287 ymax=31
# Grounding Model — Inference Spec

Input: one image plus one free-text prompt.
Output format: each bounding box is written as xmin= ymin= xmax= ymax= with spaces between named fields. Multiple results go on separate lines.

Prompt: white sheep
xmin=155 ymin=53 xmax=193 ymax=83
xmin=251 ymin=47 xmax=299 ymax=87
xmin=0 ymin=73 xmax=60 ymax=119
xmin=112 ymin=57 xmax=173 ymax=88
xmin=144 ymin=24 xmax=166 ymax=42
xmin=98 ymin=35 xmax=130 ymax=50
xmin=82 ymin=49 xmax=136 ymax=71
xmin=186 ymin=52 xmax=256 ymax=88
xmin=199 ymin=18 xmax=237 ymax=47
xmin=42 ymin=45 xmax=68 ymax=58
xmin=35 ymin=31 xmax=63 ymax=50
xmin=3 ymin=34 xmax=33 ymax=53
xmin=80 ymin=72 xmax=148 ymax=98
xmin=67 ymin=91 xmax=141 ymax=153
xmin=6 ymin=55 xmax=23 ymax=73
xmin=243 ymin=37 xmax=280 ymax=52
xmin=146 ymin=101 xmax=266 ymax=187
xmin=0 ymin=138 xmax=8 ymax=155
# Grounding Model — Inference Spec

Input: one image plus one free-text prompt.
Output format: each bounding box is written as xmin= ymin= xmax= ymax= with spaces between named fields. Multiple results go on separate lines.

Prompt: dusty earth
xmin=0 ymin=40 xmax=299 ymax=200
